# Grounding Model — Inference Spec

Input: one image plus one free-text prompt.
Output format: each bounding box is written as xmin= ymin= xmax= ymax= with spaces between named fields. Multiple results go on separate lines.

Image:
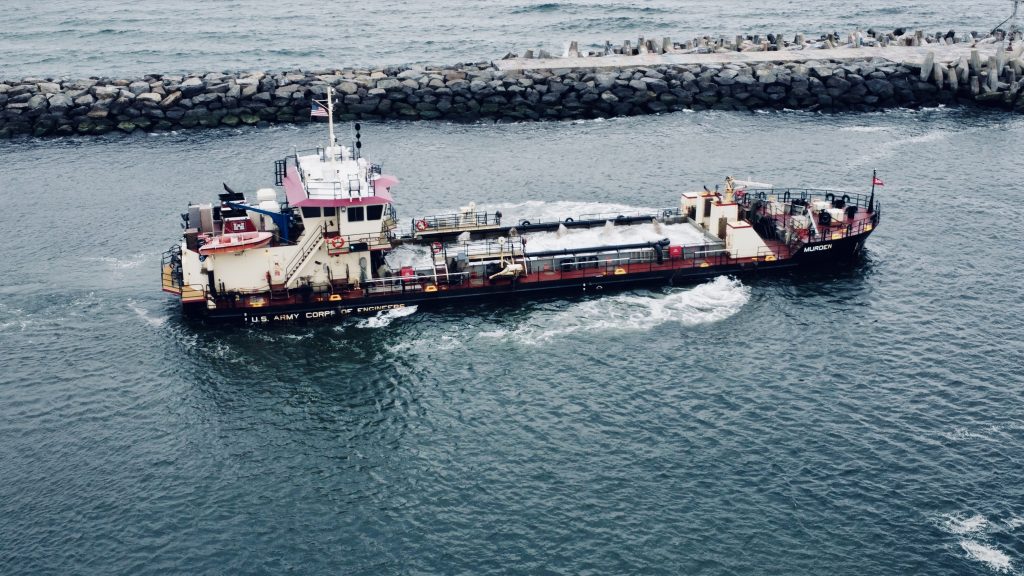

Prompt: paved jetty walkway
xmin=496 ymin=44 xmax=1004 ymax=71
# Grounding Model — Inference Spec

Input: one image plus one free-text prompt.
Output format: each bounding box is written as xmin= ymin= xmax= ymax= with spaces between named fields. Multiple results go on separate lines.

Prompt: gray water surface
xmin=0 ymin=0 xmax=1014 ymax=78
xmin=2 ymin=109 xmax=1023 ymax=574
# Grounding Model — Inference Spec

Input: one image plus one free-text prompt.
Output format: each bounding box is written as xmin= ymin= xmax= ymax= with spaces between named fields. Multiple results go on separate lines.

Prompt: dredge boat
xmin=161 ymin=91 xmax=880 ymax=325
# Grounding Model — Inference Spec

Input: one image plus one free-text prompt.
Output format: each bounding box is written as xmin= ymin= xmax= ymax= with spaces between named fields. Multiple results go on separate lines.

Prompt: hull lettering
xmin=804 ymin=243 xmax=833 ymax=253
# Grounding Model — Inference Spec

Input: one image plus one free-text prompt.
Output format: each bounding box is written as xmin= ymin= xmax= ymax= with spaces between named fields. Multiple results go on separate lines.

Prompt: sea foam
xmin=960 ymin=540 xmax=1012 ymax=573
xmin=356 ymin=305 xmax=418 ymax=329
xmin=485 ymin=276 xmax=749 ymax=345
xmin=943 ymin=514 xmax=989 ymax=534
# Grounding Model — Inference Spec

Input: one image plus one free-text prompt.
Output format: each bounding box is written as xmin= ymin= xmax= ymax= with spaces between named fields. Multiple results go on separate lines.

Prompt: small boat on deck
xmin=161 ymin=87 xmax=881 ymax=325
xmin=198 ymin=231 xmax=273 ymax=255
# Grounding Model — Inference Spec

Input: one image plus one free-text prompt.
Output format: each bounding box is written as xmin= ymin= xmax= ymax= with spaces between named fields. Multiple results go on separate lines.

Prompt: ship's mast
xmin=323 ymin=85 xmax=340 ymax=186
xmin=326 ymin=85 xmax=336 ymax=146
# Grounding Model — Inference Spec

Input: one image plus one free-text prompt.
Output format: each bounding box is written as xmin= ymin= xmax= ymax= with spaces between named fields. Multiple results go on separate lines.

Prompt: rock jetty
xmin=2 ymin=29 xmax=1023 ymax=138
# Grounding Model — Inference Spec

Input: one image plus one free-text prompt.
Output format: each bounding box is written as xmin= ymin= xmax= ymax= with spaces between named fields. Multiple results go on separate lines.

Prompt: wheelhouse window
xmin=301 ymin=207 xmax=321 ymax=218
xmin=366 ymin=205 xmax=384 ymax=220
xmin=323 ymin=207 xmax=337 ymax=217
xmin=347 ymin=206 xmax=365 ymax=222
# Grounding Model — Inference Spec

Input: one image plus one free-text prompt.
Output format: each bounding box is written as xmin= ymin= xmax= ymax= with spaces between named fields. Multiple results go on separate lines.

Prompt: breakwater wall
xmin=2 ymin=36 xmax=1023 ymax=137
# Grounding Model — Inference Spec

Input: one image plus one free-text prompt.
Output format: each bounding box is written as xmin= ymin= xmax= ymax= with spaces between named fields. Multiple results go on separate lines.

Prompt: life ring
xmin=431 ymin=241 xmax=443 ymax=253
xmin=782 ymin=190 xmax=791 ymax=201
xmin=756 ymin=191 xmax=766 ymax=200
xmin=415 ymin=219 xmax=429 ymax=232
xmin=328 ymin=236 xmax=346 ymax=249
xmin=841 ymin=194 xmax=851 ymax=204
xmin=520 ymin=220 xmax=531 ymax=226
xmin=662 ymin=209 xmax=674 ymax=219
xmin=616 ymin=214 xmax=626 ymax=221
xmin=825 ymin=192 xmax=835 ymax=202
xmin=564 ymin=217 xmax=574 ymax=223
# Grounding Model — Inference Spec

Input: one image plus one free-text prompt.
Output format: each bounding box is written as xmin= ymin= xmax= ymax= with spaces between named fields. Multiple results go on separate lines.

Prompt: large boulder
xmin=159 ymin=91 xmax=182 ymax=108
xmin=641 ymin=77 xmax=669 ymax=93
xmin=337 ymin=81 xmax=358 ymax=95
xmin=179 ymin=77 xmax=205 ymax=98
xmin=136 ymin=92 xmax=163 ymax=104
xmin=87 ymin=102 xmax=111 ymax=118
xmin=47 ymin=93 xmax=73 ymax=112
xmin=92 ymin=85 xmax=119 ymax=99
xmin=27 ymin=94 xmax=49 ymax=114
xmin=865 ymin=78 xmax=895 ymax=98
xmin=128 ymin=81 xmax=150 ymax=95
xmin=66 ymin=79 xmax=97 ymax=90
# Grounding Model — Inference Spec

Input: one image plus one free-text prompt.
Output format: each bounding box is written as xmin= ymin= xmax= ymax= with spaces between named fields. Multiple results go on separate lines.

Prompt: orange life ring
xmin=431 ymin=241 xmax=443 ymax=253
xmin=415 ymin=219 xmax=429 ymax=232
xmin=328 ymin=236 xmax=346 ymax=249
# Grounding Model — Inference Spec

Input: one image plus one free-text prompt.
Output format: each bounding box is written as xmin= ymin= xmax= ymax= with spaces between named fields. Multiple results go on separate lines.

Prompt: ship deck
xmin=169 ymin=186 xmax=880 ymax=321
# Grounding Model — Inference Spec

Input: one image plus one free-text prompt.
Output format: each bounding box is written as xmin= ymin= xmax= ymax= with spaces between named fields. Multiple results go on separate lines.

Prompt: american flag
xmin=310 ymin=100 xmax=329 ymax=118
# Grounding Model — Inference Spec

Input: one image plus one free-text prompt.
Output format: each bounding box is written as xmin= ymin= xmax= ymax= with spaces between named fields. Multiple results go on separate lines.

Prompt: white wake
xmin=482 ymin=276 xmax=749 ymax=344
xmin=356 ymin=305 xmax=418 ymax=329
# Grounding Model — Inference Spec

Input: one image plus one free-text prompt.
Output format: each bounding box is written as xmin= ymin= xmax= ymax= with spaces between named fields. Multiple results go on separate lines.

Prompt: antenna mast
xmin=326 ymin=85 xmax=336 ymax=146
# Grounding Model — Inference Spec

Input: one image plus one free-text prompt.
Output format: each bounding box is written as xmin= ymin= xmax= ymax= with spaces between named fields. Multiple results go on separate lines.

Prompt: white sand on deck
xmin=523 ymin=222 xmax=713 ymax=253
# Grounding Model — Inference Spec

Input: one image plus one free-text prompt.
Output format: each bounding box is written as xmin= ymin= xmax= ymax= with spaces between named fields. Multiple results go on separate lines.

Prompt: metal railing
xmin=740 ymin=188 xmax=881 ymax=212
xmin=160 ymin=245 xmax=183 ymax=293
xmin=444 ymin=237 xmax=526 ymax=261
xmin=412 ymin=210 xmax=501 ymax=232
xmin=519 ymin=243 xmax=742 ymax=281
xmin=803 ymin=211 xmax=879 ymax=243
xmin=734 ymin=188 xmax=881 ymax=247
xmin=577 ymin=209 xmax=662 ymax=221
xmin=209 ymin=237 xmax=796 ymax=311
xmin=180 ymin=285 xmax=208 ymax=302
xmin=327 ymin=230 xmax=396 ymax=254
xmin=362 ymin=270 xmax=472 ymax=295
xmin=279 ymin=149 xmax=386 ymax=201
xmin=407 ymin=207 xmax=692 ymax=238
xmin=282 ymin=222 xmax=325 ymax=285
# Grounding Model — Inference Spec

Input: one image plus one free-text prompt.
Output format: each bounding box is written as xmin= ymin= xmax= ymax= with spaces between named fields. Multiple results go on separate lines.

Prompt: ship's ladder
xmin=274 ymin=223 xmax=327 ymax=294
xmin=431 ymin=243 xmax=449 ymax=283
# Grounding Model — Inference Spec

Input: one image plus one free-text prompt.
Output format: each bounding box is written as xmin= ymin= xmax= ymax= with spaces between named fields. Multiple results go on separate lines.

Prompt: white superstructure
xmin=167 ymin=86 xmax=401 ymax=307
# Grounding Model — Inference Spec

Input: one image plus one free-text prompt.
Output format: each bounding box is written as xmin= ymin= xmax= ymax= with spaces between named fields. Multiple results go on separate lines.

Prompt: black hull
xmin=215 ymin=269 xmax=757 ymax=325
xmin=793 ymin=230 xmax=873 ymax=264
xmin=189 ymin=229 xmax=872 ymax=325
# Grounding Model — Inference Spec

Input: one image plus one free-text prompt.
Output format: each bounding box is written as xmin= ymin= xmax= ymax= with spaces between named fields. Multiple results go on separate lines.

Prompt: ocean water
xmin=0 ymin=0 xmax=1016 ymax=79
xmin=3 ymin=2 xmax=1024 ymax=575
xmin=3 ymin=110 xmax=1024 ymax=575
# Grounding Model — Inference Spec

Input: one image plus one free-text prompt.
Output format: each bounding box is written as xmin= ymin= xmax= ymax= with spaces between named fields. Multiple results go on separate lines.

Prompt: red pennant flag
xmin=872 ymin=176 xmax=884 ymax=186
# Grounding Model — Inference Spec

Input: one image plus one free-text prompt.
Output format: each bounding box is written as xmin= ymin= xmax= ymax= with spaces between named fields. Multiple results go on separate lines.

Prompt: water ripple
xmin=2 ymin=107 xmax=1023 ymax=575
